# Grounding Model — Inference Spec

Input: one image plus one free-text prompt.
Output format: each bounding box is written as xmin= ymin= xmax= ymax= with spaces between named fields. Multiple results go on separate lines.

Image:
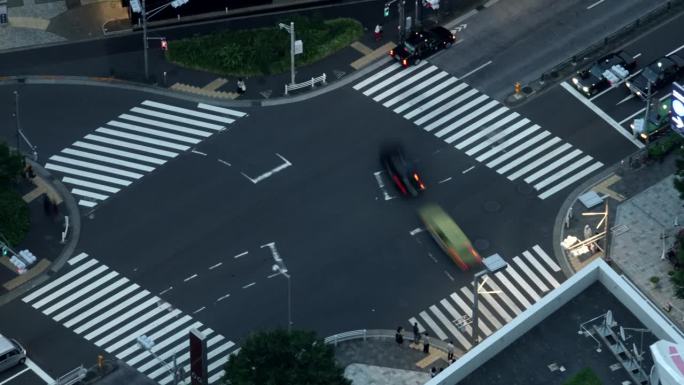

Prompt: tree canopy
xmin=223 ymin=329 xmax=350 ymax=385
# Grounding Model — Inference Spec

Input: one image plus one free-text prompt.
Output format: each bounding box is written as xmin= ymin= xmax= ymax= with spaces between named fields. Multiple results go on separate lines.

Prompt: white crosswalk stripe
xmin=353 ymin=62 xmax=604 ymax=199
xmin=408 ymin=245 xmax=564 ymax=351
xmin=21 ymin=254 xmax=238 ymax=385
xmin=43 ymin=101 xmax=246 ymax=208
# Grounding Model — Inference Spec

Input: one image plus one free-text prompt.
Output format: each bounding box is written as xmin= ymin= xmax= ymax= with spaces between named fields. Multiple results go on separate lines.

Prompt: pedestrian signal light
xmin=161 ymin=39 xmax=168 ymax=51
xmin=384 ymin=5 xmax=390 ymax=17
xmin=1 ymin=247 xmax=7 ymax=256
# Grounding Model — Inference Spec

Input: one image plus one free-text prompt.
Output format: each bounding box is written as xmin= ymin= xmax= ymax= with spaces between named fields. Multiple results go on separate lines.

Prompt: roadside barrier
xmin=52 ymin=365 xmax=86 ymax=385
xmin=284 ymin=73 xmax=327 ymax=95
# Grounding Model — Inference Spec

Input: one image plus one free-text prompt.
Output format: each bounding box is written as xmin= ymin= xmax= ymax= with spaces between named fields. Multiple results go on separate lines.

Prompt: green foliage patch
xmin=563 ymin=367 xmax=602 ymax=385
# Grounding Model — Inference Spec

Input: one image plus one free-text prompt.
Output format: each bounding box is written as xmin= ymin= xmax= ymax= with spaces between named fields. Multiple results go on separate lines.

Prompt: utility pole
xmin=398 ymin=0 xmax=406 ymax=44
xmin=642 ymin=82 xmax=652 ymax=142
xmin=13 ymin=90 xmax=20 ymax=152
xmin=278 ymin=22 xmax=296 ymax=85
xmin=414 ymin=0 xmax=421 ymax=30
xmin=142 ymin=0 xmax=149 ymax=81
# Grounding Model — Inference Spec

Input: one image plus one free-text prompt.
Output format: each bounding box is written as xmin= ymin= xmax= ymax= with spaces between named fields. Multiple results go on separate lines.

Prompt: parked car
xmin=571 ymin=51 xmax=636 ymax=96
xmin=418 ymin=204 xmax=481 ymax=271
xmin=380 ymin=144 xmax=425 ymax=197
xmin=626 ymin=54 xmax=684 ymax=100
xmin=389 ymin=26 xmax=456 ymax=68
xmin=0 ymin=335 xmax=26 ymax=372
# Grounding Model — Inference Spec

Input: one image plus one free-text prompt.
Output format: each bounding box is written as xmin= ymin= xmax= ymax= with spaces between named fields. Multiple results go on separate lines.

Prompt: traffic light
xmin=383 ymin=5 xmax=390 ymax=17
xmin=1 ymin=244 xmax=8 ymax=257
xmin=161 ymin=39 xmax=168 ymax=51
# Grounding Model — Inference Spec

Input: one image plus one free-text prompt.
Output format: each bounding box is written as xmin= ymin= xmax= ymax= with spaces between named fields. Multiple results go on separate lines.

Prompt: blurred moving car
xmin=626 ymin=54 xmax=684 ymax=100
xmin=380 ymin=144 xmax=425 ymax=197
xmin=571 ymin=50 xmax=636 ymax=96
xmin=418 ymin=204 xmax=481 ymax=271
xmin=389 ymin=26 xmax=456 ymax=68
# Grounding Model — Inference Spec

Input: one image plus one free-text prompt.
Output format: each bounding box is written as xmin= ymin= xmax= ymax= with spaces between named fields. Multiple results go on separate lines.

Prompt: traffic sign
xmin=672 ymin=82 xmax=684 ymax=135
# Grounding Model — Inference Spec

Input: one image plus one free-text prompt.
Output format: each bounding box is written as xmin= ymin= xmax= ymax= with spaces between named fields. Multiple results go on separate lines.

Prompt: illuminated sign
xmin=673 ymin=82 xmax=684 ymax=135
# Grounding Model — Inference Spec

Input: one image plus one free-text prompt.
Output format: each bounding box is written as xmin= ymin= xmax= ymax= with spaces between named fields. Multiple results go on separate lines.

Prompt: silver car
xmin=0 ymin=335 xmax=26 ymax=372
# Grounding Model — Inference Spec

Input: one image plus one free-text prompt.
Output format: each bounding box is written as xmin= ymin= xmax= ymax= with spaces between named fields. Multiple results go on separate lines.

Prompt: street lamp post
xmin=13 ymin=90 xmax=38 ymax=161
xmin=278 ymin=22 xmax=296 ymax=86
xmin=471 ymin=254 xmax=508 ymax=345
xmin=136 ymin=335 xmax=183 ymax=384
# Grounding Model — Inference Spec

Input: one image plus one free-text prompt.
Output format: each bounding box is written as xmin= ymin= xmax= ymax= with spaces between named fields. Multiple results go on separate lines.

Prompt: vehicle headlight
xmin=640 ymin=133 xmax=648 ymax=139
xmin=625 ymin=82 xmax=630 ymax=88
xmin=572 ymin=78 xmax=579 ymax=85
xmin=582 ymin=86 xmax=589 ymax=93
xmin=636 ymin=91 xmax=641 ymax=96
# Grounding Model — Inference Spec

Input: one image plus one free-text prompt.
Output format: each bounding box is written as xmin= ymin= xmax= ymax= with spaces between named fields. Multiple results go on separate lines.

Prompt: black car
xmin=571 ymin=51 xmax=636 ymax=96
xmin=626 ymin=54 xmax=684 ymax=100
xmin=380 ymin=145 xmax=425 ymax=197
xmin=389 ymin=26 xmax=456 ymax=68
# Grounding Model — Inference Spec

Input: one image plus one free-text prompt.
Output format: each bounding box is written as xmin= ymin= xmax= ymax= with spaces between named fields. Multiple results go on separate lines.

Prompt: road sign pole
xmin=290 ymin=22 xmax=295 ymax=86
xmin=142 ymin=0 xmax=149 ymax=81
xmin=414 ymin=0 xmax=421 ymax=30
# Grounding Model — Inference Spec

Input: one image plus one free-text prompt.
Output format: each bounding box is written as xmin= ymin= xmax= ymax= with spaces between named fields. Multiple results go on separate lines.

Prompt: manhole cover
xmin=474 ymin=239 xmax=490 ymax=251
xmin=483 ymin=201 xmax=500 ymax=213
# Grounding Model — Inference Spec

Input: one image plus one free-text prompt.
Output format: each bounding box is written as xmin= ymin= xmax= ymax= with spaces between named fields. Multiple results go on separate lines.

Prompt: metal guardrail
xmin=324 ymin=329 xmax=454 ymax=353
xmin=284 ymin=73 xmax=327 ymax=95
xmin=52 ymin=365 xmax=87 ymax=385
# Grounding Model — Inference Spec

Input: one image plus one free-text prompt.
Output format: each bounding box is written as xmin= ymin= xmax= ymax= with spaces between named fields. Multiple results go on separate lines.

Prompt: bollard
xmin=514 ymin=82 xmax=521 ymax=94
xmin=98 ymin=355 xmax=104 ymax=369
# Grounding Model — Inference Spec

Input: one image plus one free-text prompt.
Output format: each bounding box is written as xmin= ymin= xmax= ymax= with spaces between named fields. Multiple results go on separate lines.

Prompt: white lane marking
xmin=492 ymin=136 xmax=558 ymax=172
xmin=71 ymin=189 xmax=108 ymax=201
xmin=442 ymin=106 xmax=508 ymax=142
xmin=460 ymin=60 xmax=493 ymax=79
xmin=125 ymin=321 xmax=201 ymax=365
xmin=533 ymin=245 xmax=562 ymax=272
xmin=233 ymin=251 xmax=248 ymax=259
xmin=130 ymin=107 xmax=224 ymax=130
xmin=363 ymin=61 xmax=430 ymax=96
xmin=0 ymin=367 xmax=30 ymax=385
xmin=523 ymin=251 xmax=560 ymax=288
xmin=120 ymin=114 xmax=212 ymax=137
xmin=422 ymin=94 xmax=488 ymax=131
xmin=67 ymin=252 xmax=89 ymax=265
xmin=159 ymin=286 xmax=173 ymax=295
xmin=383 ymin=71 xmax=450 ymax=108
xmin=53 ymin=277 xmax=129 ymax=322
xmin=460 ymin=286 xmax=502 ymax=329
xmin=63 ymin=284 xmax=139 ymax=328
xmin=444 ymin=270 xmax=455 ymax=282
xmin=50 ymin=155 xmax=143 ymax=179
xmin=374 ymin=66 xmax=440 ymax=102
xmin=504 ymin=266 xmax=541 ymax=301
xmin=84 ymin=296 xmax=159 ymax=340
xmin=218 ymin=159 xmax=231 ymax=166
xmin=32 ymin=265 xmax=109 ymax=309
xmin=454 ymin=113 xmax=519 ymax=149
xmin=95 ymin=127 xmax=190 ymax=151
xmin=616 ymin=93 xmax=635 ymax=105
xmin=409 ymin=227 xmax=424 ymax=236
xmin=241 ymin=153 xmax=292 ymax=184
xmin=142 ymin=100 xmax=235 ymax=124
xmin=105 ymin=309 xmax=182 ymax=353
xmin=184 ymin=274 xmax=198 ymax=282
xmin=494 ymin=271 xmax=532 ymax=309
xmin=84 ymin=134 xmax=178 ymax=157
xmin=462 ymin=166 xmax=475 ymax=174
xmin=408 ymin=317 xmax=426 ymax=333
xmin=216 ymin=293 xmax=231 ymax=302
xmin=430 ymin=305 xmax=470 ymax=346
xmin=406 ymin=84 xmax=471 ymax=121
xmin=209 ymin=262 xmax=222 ymax=270
xmin=242 ymin=282 xmax=256 ymax=289
xmin=94 ymin=302 xmax=171 ymax=347
xmin=25 ymin=358 xmax=54 ymax=384
xmin=197 ymin=103 xmax=247 ymax=118
xmin=373 ymin=170 xmax=394 ymax=201
xmin=534 ymin=155 xmax=593 ymax=190
xmin=450 ymin=292 xmax=492 ymax=335
xmin=394 ymin=77 xmax=459 ymax=114
xmin=482 ymin=279 xmax=522 ymax=315
xmin=116 ymin=315 xmax=193 ymax=359
xmin=193 ymin=307 xmax=206 ymax=314
xmin=62 ymin=148 xmax=155 ymax=172
xmin=419 ymin=310 xmax=448 ymax=340
xmin=666 ymin=43 xmax=684 ymax=56
xmin=586 ymin=0 xmax=604 ymax=10
xmin=434 ymin=99 xmax=500 ymax=138
xmin=78 ymin=200 xmax=97 ymax=208
xmin=63 ymin=177 xmax=120 ymax=194
xmin=438 ymin=177 xmax=453 ymax=184
xmin=506 ymin=143 xmax=571 ymax=180
xmin=538 ymin=161 xmax=603 ymax=200
xmin=108 ymin=120 xmax=201 ymax=144
xmin=468 ymin=121 xmax=535 ymax=158
xmin=618 ymin=92 xmax=672 ymax=125
xmin=560 ymin=82 xmax=643 ymax=148
xmin=73 ymin=291 xmax=150 ymax=334
xmin=440 ymin=298 xmax=473 ymax=336
xmin=353 ymin=63 xmax=402 ymax=90
xmin=23 ymin=259 xmax=98 ymax=303
xmin=523 ymin=148 xmax=582 ymax=184
xmin=633 ymin=53 xmax=642 ymax=59
xmin=445 ymin=9 xmax=477 ymax=27
xmin=513 ymin=256 xmax=549 ymax=292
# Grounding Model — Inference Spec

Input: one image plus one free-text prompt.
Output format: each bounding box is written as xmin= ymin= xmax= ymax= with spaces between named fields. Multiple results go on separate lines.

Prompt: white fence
xmin=284 ymin=73 xmax=327 ymax=95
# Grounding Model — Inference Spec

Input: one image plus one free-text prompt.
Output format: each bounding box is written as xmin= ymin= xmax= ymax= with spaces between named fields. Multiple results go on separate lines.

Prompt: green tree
xmin=222 ymin=329 xmax=350 ymax=385
xmin=0 ymin=141 xmax=23 ymax=187
xmin=0 ymin=141 xmax=29 ymax=247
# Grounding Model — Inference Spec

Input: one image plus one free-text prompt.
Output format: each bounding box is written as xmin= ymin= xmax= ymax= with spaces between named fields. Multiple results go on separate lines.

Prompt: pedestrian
xmin=422 ymin=332 xmax=430 ymax=354
xmin=412 ymin=322 xmax=420 ymax=344
xmin=395 ymin=326 xmax=404 ymax=345
xmin=374 ymin=24 xmax=383 ymax=41
xmin=447 ymin=340 xmax=455 ymax=361
xmin=430 ymin=367 xmax=437 ymax=378
xmin=236 ymin=78 xmax=246 ymax=94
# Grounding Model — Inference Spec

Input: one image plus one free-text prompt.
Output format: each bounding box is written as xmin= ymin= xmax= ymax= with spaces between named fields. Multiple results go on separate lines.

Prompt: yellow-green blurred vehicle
xmin=418 ymin=204 xmax=482 ymax=271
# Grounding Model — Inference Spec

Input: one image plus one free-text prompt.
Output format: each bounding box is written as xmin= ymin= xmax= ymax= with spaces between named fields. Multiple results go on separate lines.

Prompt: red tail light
xmin=389 ymin=49 xmax=394 ymax=56
xmin=413 ymin=173 xmax=426 ymax=190
xmin=391 ymin=175 xmax=408 ymax=195
xmin=402 ymin=59 xmax=408 ymax=67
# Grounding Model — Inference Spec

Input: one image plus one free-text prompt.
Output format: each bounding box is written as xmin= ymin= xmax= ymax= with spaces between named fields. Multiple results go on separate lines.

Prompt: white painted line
xmin=94 ymin=301 xmax=171 ymax=347
xmin=560 ymin=82 xmax=643 ymax=148
xmin=78 ymin=200 xmax=97 ymax=208
xmin=492 ymin=136 xmax=558 ymax=172
xmin=216 ymin=293 xmax=231 ymax=302
xmin=434 ymin=99 xmax=500 ymax=138
xmin=125 ymin=321 xmax=201 ymax=365
xmin=193 ymin=307 xmax=206 ymax=314
xmin=383 ymin=71 xmax=450 ymax=108
xmin=242 ymin=282 xmax=256 ymax=289
xmin=50 ymin=155 xmax=143 ymax=179
xmin=25 ymin=358 xmax=54 ymax=384
xmin=233 ymin=251 xmax=248 ymax=259
xmin=130 ymin=107 xmax=224 ymax=130
xmin=504 ymin=265 xmax=541 ymax=302
xmin=442 ymin=106 xmax=508 ymax=143
xmin=586 ymin=0 xmax=604 ymax=10
xmin=406 ymin=84 xmax=471 ymax=121
xmin=218 ymin=159 xmax=231 ymax=166
xmin=45 ymin=163 xmax=132 ymax=186
xmin=116 ymin=315 xmax=193 ymax=359
xmin=460 ymin=286 xmax=502 ymax=329
xmin=84 ymin=134 xmax=178 ymax=158
xmin=633 ymin=53 xmax=642 ymax=59
xmin=159 ymin=286 xmax=173 ymax=295
xmin=53 ymin=277 xmax=129 ymax=322
xmin=105 ymin=309 xmax=182 ymax=353
xmin=523 ymin=251 xmax=560 ymax=288
xmin=666 ymin=43 xmax=684 ymax=56
xmin=409 ymin=227 xmax=424 ymax=236
xmin=67 ymin=252 xmax=89 ymax=265
xmin=504 ymin=142 xmax=570 ymax=180
xmin=484 ymin=0 xmax=499 ymax=6
xmin=197 ymin=103 xmax=247 ymax=118
xmin=63 ymin=148 xmax=154 ymax=172
xmin=353 ymin=62 xmax=402 ymax=90
xmin=0 ymin=367 xmax=30 ymax=385
xmin=533 ymin=245 xmax=562 ymax=272
xmin=33 ymin=265 xmax=109 ymax=309
xmin=482 ymin=279 xmax=521 ymax=315
xmin=422 ymin=94 xmax=488 ymax=131
xmin=618 ymin=92 xmax=671 ymax=125
xmin=534 ymin=155 xmax=592 ymax=191
xmin=438 ymin=177 xmax=453 ymax=184
xmin=469 ymin=121 xmax=536 ymax=159
xmin=209 ymin=262 xmax=222 ymax=270
xmin=394 ymin=78 xmax=459 ymax=114
xmin=524 ymin=149 xmax=582 ymax=184
xmin=23 ymin=259 xmax=98 ymax=303
xmin=450 ymin=293 xmax=492 ymax=336
xmin=242 ymin=153 xmax=292 ymax=184
xmin=478 ymin=283 xmax=513 ymax=322
xmin=538 ymin=161 xmax=603 ymax=200
xmin=616 ymin=93 xmax=636 ymax=106
xmin=374 ymin=66 xmax=439 ymax=102
xmin=108 ymin=120 xmax=201 ymax=144
xmin=419 ymin=310 xmax=448 ymax=340
xmin=454 ymin=113 xmax=519 ymax=149
xmin=430 ymin=305 xmax=470 ymax=346
xmin=460 ymin=60 xmax=493 ymax=80
xmin=191 ymin=149 xmax=207 ymax=155
xmin=363 ymin=61 xmax=430 ymax=96
xmin=120 ymin=114 xmax=212 ymax=137
xmin=64 ymin=284 xmax=139 ymax=328
xmin=513 ymin=256 xmax=549 ymax=292
xmin=63 ymin=177 xmax=120 ymax=194
xmin=184 ymin=274 xmax=198 ymax=282
xmin=142 ymin=100 xmax=235 ymax=123
xmin=440 ymin=298 xmax=472 ymax=336
xmin=445 ymin=9 xmax=477 ymax=28
xmin=462 ymin=166 xmax=475 ymax=174
xmin=95 ymin=127 xmax=190 ymax=151
xmin=494 ymin=271 xmax=532 ymax=309
xmin=71 ymin=189 xmax=108 ymax=201
xmin=267 ymin=272 xmax=280 ymax=278
xmin=444 ymin=270 xmax=455 ymax=281
xmin=408 ymin=317 xmax=426 ymax=333
xmin=73 ymin=290 xmax=149 ymax=334
xmin=84 ymin=296 xmax=159 ymax=340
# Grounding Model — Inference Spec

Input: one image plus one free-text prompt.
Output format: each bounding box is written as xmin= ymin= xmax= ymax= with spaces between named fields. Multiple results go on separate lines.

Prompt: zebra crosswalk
xmin=408 ymin=244 xmax=563 ymax=351
xmin=353 ymin=62 xmax=603 ymax=200
xmin=45 ymin=100 xmax=247 ymax=208
xmin=22 ymin=253 xmax=237 ymax=385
